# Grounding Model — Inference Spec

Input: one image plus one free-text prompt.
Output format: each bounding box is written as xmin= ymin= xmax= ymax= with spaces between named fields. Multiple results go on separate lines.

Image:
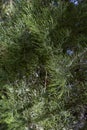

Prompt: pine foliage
xmin=0 ymin=0 xmax=87 ymax=130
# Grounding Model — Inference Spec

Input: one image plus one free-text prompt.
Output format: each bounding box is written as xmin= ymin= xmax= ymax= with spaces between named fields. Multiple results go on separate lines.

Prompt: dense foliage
xmin=0 ymin=0 xmax=87 ymax=130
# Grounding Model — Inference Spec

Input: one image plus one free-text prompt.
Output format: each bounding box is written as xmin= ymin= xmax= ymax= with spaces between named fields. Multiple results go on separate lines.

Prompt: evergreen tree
xmin=0 ymin=0 xmax=87 ymax=130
